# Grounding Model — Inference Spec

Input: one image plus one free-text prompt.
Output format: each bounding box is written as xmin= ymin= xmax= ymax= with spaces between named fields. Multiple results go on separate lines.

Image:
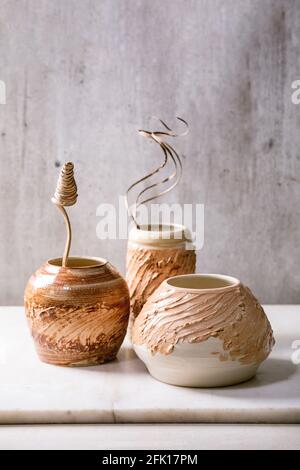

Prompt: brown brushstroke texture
xmin=126 ymin=245 xmax=196 ymax=328
xmin=24 ymin=260 xmax=130 ymax=366
xmin=132 ymin=282 xmax=274 ymax=365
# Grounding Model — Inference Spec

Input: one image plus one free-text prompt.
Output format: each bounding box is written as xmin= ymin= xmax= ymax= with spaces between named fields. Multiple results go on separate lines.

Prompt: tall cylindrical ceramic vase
xmin=126 ymin=224 xmax=196 ymax=328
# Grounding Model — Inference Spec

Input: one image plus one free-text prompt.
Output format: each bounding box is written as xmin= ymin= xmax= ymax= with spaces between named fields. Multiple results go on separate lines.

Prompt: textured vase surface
xmin=24 ymin=257 xmax=130 ymax=366
xmin=126 ymin=224 xmax=196 ymax=329
xmin=132 ymin=273 xmax=275 ymax=387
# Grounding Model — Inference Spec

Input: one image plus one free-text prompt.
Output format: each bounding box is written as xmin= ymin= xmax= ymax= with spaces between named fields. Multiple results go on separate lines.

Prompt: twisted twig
xmin=125 ymin=117 xmax=188 ymax=228
xmin=51 ymin=162 xmax=78 ymax=267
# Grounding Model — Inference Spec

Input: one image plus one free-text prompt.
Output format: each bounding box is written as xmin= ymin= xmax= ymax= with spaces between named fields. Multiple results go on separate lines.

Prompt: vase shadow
xmin=250 ymin=357 xmax=297 ymax=386
xmin=202 ymin=357 xmax=299 ymax=400
xmin=76 ymin=346 xmax=145 ymax=375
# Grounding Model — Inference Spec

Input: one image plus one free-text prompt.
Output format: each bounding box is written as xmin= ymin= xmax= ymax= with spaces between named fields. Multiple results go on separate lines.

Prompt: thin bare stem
xmin=125 ymin=117 xmax=188 ymax=228
xmin=55 ymin=203 xmax=72 ymax=267
xmin=51 ymin=162 xmax=77 ymax=267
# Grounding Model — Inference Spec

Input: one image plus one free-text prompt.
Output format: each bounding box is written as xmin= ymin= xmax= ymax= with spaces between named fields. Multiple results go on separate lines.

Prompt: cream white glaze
xmin=132 ymin=275 xmax=275 ymax=365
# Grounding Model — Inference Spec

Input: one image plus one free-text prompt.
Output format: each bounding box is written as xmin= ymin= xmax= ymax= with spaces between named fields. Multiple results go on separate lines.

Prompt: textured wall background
xmin=0 ymin=0 xmax=299 ymax=304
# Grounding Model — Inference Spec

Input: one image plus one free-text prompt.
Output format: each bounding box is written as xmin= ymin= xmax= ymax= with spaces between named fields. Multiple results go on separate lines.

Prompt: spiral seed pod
xmin=52 ymin=162 xmax=78 ymax=267
xmin=52 ymin=162 xmax=78 ymax=207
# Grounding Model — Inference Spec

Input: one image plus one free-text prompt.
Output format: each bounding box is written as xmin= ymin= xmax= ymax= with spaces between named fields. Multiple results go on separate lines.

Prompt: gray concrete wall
xmin=0 ymin=0 xmax=299 ymax=305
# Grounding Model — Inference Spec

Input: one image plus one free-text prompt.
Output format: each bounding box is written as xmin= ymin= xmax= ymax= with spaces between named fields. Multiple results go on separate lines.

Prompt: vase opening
xmin=129 ymin=223 xmax=191 ymax=245
xmin=137 ymin=223 xmax=183 ymax=233
xmin=135 ymin=224 xmax=186 ymax=240
xmin=166 ymin=274 xmax=240 ymax=291
xmin=47 ymin=257 xmax=107 ymax=269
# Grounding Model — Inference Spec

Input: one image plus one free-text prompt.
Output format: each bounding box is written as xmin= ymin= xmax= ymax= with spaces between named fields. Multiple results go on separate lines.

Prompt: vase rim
xmin=47 ymin=256 xmax=107 ymax=269
xmin=165 ymin=273 xmax=241 ymax=293
xmin=133 ymin=223 xmax=186 ymax=233
xmin=128 ymin=223 xmax=193 ymax=247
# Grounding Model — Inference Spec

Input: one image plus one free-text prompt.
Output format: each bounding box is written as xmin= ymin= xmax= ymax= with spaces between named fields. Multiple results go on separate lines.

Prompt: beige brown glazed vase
xmin=132 ymin=274 xmax=275 ymax=387
xmin=126 ymin=224 xmax=196 ymax=329
xmin=24 ymin=257 xmax=130 ymax=366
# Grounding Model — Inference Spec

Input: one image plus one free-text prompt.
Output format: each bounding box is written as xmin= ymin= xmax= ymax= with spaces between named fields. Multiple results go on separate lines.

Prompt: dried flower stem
xmin=52 ymin=162 xmax=78 ymax=267
xmin=125 ymin=117 xmax=189 ymax=228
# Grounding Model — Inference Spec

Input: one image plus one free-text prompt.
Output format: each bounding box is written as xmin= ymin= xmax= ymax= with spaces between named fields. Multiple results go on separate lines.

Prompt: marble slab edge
xmin=0 ymin=408 xmax=299 ymax=425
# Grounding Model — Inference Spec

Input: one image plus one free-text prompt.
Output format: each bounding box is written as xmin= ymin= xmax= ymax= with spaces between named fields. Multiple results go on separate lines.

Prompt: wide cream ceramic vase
xmin=24 ymin=257 xmax=130 ymax=366
xmin=132 ymin=273 xmax=275 ymax=387
xmin=126 ymin=223 xmax=196 ymax=329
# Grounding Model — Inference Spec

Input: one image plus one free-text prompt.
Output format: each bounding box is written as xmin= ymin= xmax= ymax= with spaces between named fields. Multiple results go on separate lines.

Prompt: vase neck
xmin=128 ymin=224 xmax=191 ymax=249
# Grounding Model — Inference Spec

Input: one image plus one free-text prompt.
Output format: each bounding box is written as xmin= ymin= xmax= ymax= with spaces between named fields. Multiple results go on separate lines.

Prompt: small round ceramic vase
xmin=126 ymin=224 xmax=196 ymax=329
xmin=24 ymin=257 xmax=130 ymax=366
xmin=132 ymin=273 xmax=275 ymax=387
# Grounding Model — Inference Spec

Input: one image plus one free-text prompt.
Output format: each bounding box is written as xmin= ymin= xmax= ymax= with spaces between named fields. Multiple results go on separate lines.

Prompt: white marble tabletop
xmin=0 ymin=306 xmax=299 ymax=424
xmin=1 ymin=424 xmax=300 ymax=450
